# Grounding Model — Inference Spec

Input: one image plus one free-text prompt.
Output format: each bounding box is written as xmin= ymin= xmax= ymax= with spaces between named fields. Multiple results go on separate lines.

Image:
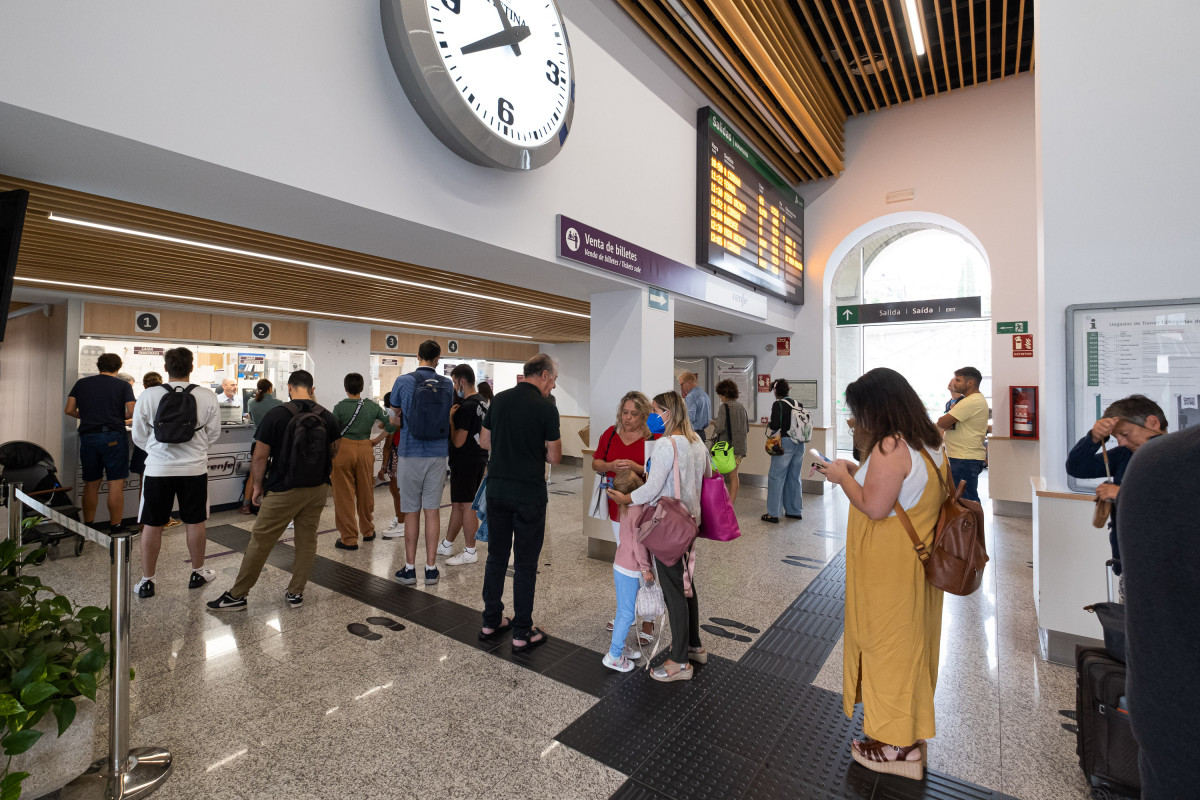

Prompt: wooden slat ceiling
xmin=0 ymin=176 xmax=728 ymax=343
xmin=617 ymin=0 xmax=1034 ymax=182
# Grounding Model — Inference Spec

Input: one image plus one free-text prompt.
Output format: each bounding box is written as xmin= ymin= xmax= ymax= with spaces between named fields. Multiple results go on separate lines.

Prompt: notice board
xmin=1066 ymin=298 xmax=1200 ymax=491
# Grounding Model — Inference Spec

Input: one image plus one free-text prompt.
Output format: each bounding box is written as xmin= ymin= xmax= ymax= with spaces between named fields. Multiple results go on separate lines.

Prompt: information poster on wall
xmin=1068 ymin=299 xmax=1200 ymax=491
xmin=781 ymin=379 xmax=818 ymax=409
xmin=713 ymin=356 xmax=755 ymax=412
xmin=237 ymin=353 xmax=265 ymax=380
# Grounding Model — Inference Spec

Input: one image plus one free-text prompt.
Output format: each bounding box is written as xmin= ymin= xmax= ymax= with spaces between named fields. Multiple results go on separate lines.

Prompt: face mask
xmin=647 ymin=413 xmax=666 ymax=435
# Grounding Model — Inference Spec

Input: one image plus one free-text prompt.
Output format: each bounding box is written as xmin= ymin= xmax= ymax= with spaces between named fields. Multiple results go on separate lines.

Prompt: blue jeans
xmin=609 ymin=570 xmax=640 ymax=659
xmin=949 ymin=458 xmax=986 ymax=503
xmin=767 ymin=437 xmax=804 ymax=517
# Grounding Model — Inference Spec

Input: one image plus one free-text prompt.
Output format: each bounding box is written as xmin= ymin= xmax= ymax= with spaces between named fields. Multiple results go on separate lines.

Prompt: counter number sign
xmin=135 ymin=311 xmax=160 ymax=334
xmin=251 ymin=321 xmax=271 ymax=342
xmin=447 ymin=339 xmax=459 ymax=355
xmin=385 ymin=334 xmax=399 ymax=350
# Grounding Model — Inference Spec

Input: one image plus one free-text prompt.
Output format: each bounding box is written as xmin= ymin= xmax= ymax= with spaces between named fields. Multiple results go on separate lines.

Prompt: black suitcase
xmin=1076 ymin=645 xmax=1141 ymax=799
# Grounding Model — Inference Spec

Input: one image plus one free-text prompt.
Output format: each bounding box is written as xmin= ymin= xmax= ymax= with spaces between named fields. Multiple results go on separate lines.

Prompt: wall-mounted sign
xmin=648 ymin=288 xmax=669 ymax=312
xmin=1012 ymin=334 xmax=1034 ymax=358
xmin=780 ymin=379 xmax=818 ymax=409
xmin=238 ymin=353 xmax=265 ymax=380
xmin=133 ymin=346 xmax=163 ymax=356
xmin=134 ymin=311 xmax=160 ymax=333
xmin=447 ymin=339 xmax=460 ymax=355
xmin=381 ymin=357 xmax=399 ymax=366
xmin=836 ymin=296 xmax=982 ymax=326
xmin=996 ymin=321 xmax=1028 ymax=334
xmin=251 ymin=321 xmax=271 ymax=341
xmin=385 ymin=334 xmax=399 ymax=350
xmin=757 ymin=374 xmax=772 ymax=392
xmin=776 ymin=336 xmax=791 ymax=356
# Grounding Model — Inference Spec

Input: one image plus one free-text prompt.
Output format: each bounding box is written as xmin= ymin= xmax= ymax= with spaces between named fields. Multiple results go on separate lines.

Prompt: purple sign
xmin=557 ymin=215 xmax=707 ymax=301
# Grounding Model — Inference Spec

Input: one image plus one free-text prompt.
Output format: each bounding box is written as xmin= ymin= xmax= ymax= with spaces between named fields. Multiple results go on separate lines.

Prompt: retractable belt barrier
xmin=7 ymin=484 xmax=173 ymax=800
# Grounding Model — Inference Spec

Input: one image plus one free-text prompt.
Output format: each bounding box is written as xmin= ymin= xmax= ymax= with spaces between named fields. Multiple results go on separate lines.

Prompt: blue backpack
xmin=408 ymin=374 xmax=453 ymax=441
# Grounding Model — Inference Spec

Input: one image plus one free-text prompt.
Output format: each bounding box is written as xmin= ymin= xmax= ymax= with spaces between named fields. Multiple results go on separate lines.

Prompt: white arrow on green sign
xmin=837 ymin=305 xmax=859 ymax=325
xmin=996 ymin=321 xmax=1028 ymax=334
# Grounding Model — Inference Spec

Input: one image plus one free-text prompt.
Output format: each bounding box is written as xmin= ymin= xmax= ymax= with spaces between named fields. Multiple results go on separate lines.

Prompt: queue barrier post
xmin=9 ymin=489 xmax=174 ymax=800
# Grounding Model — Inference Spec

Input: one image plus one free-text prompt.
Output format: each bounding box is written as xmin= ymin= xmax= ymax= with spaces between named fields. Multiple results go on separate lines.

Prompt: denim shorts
xmin=79 ymin=431 xmax=130 ymax=482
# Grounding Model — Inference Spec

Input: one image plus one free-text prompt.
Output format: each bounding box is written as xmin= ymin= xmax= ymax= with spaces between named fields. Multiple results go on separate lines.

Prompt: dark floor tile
xmin=763 ymin=684 xmax=864 ymax=783
xmin=609 ymin=779 xmax=677 ymax=800
xmin=744 ymin=765 xmax=877 ymax=800
xmin=631 ymin=736 xmax=760 ymax=800
xmin=404 ymin=600 xmax=480 ymax=633
xmin=489 ymin=631 xmax=580 ymax=672
xmin=542 ymin=646 xmax=635 ymax=698
xmin=557 ymin=701 xmax=686 ymax=775
xmin=442 ymin=621 xmax=505 ymax=652
xmin=874 ymin=770 xmax=1018 ymax=800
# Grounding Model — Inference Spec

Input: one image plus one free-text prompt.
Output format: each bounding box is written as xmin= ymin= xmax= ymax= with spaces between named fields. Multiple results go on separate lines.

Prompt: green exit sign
xmin=836 ymin=305 xmax=859 ymax=325
xmin=996 ymin=321 xmax=1028 ymax=334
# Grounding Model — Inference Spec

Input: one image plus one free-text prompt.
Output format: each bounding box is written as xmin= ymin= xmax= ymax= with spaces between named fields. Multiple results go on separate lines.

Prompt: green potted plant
xmin=0 ymin=539 xmax=109 ymax=799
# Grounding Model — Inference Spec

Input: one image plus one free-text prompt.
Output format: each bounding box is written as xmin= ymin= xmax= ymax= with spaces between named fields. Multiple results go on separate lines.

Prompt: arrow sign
xmin=648 ymin=287 xmax=669 ymax=312
xmin=837 ymin=305 xmax=859 ymax=325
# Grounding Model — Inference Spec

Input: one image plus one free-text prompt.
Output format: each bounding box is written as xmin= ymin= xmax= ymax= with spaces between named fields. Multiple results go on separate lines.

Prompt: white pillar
xmin=305 ymin=320 xmax=370 ymax=404
xmin=588 ymin=287 xmax=675 ymax=446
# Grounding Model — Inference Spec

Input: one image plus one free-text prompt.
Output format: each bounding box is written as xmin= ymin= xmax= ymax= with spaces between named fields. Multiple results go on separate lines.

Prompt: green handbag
xmin=710 ymin=404 xmax=737 ymax=474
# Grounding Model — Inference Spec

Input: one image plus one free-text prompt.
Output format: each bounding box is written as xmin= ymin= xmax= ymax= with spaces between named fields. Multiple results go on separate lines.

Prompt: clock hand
xmin=489 ymin=0 xmax=523 ymax=56
xmin=460 ymin=25 xmax=531 ymax=55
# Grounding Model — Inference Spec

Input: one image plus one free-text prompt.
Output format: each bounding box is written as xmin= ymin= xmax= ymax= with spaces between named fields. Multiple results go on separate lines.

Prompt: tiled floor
xmin=31 ymin=466 xmax=1089 ymax=799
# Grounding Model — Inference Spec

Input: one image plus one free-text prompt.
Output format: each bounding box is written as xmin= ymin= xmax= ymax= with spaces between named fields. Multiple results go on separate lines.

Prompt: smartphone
xmin=809 ymin=449 xmax=832 ymax=464
xmin=601 ymin=475 xmax=614 ymax=490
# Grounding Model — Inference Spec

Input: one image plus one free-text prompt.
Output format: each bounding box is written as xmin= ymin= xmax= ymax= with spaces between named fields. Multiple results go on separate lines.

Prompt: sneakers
xmin=424 ymin=566 xmax=440 ymax=585
xmin=134 ymin=578 xmax=155 ymax=598
xmin=395 ymin=566 xmax=417 ymax=585
xmin=436 ymin=540 xmax=454 ymax=557
xmin=445 ymin=549 xmax=478 ymax=565
xmin=284 ymin=591 xmax=303 ymax=608
xmin=286 ymin=519 xmax=295 ymax=529
xmin=602 ymin=652 xmax=635 ymax=672
xmin=188 ymin=569 xmax=216 ymax=589
xmin=164 ymin=518 xmax=183 ymax=529
xmin=207 ymin=591 xmax=247 ymax=611
xmin=382 ymin=519 xmax=405 ymax=539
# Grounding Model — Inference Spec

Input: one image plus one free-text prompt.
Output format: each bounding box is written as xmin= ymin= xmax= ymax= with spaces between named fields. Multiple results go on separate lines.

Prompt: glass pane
xmin=834 ymin=325 xmax=861 ymax=453
xmin=862 ymin=320 xmax=993 ymax=421
xmin=863 ymin=229 xmax=991 ymax=316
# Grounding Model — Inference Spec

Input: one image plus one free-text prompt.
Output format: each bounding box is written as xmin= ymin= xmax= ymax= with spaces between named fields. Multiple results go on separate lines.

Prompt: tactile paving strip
xmin=630 ymin=736 xmax=762 ymax=800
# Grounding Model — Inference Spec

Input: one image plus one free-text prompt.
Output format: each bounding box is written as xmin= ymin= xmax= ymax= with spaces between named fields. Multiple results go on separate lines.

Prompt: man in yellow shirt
xmin=936 ymin=366 xmax=989 ymax=503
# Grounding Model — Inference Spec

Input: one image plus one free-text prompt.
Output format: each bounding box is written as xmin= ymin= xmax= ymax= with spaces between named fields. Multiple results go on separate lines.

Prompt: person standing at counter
xmin=64 ymin=352 xmax=136 ymax=534
xmin=131 ymin=347 xmax=222 ymax=598
xmin=331 ymin=372 xmax=393 ymax=550
xmin=218 ymin=378 xmax=241 ymax=406
xmin=241 ymin=379 xmax=282 ymax=514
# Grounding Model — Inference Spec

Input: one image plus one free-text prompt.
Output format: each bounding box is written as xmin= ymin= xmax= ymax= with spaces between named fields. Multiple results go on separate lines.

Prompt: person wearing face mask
xmin=1066 ymin=394 xmax=1167 ymax=593
xmin=438 ymin=363 xmax=488 ymax=565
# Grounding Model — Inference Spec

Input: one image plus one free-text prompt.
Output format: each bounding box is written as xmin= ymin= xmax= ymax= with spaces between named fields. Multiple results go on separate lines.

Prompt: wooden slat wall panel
xmin=368 ymin=329 xmax=538 ymax=361
xmin=83 ymin=302 xmax=212 ymax=341
xmin=210 ymin=314 xmax=308 ymax=347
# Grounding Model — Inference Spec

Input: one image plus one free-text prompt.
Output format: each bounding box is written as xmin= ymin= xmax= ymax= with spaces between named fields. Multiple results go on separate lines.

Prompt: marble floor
xmin=31 ymin=464 xmax=1089 ymax=800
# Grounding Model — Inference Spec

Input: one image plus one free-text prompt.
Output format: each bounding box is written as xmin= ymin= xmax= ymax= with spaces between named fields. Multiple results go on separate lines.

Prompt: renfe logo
xmin=207 ymin=455 xmax=239 ymax=480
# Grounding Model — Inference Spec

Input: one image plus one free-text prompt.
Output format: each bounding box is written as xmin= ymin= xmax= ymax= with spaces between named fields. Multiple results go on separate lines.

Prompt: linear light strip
xmin=904 ymin=0 xmax=927 ymax=57
xmin=14 ymin=277 xmax=534 ymax=340
xmin=46 ymin=213 xmax=590 ymax=320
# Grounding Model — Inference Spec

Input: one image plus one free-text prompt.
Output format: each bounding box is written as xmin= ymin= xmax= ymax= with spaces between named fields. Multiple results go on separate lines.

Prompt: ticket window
xmin=77 ymin=338 xmax=305 ymax=404
xmin=369 ymin=355 xmax=522 ymax=400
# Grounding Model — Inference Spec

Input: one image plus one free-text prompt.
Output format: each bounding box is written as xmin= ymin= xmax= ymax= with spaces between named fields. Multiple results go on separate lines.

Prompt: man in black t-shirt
xmin=64 ymin=352 xmax=136 ymax=532
xmin=478 ymin=355 xmax=562 ymax=652
xmin=208 ymin=370 xmax=341 ymax=611
xmin=438 ymin=364 xmax=488 ymax=566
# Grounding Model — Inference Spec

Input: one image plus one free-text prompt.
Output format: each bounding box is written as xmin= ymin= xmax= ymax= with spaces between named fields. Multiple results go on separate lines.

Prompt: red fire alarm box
xmin=1010 ymin=386 xmax=1038 ymax=440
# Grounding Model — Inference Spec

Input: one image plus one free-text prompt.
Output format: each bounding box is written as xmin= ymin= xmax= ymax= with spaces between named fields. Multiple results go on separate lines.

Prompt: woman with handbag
xmin=608 ymin=391 xmax=709 ymax=682
xmin=592 ymin=391 xmax=656 ymax=643
xmin=815 ymin=367 xmax=948 ymax=781
xmin=763 ymin=379 xmax=806 ymax=523
xmin=709 ymin=379 xmax=750 ymax=503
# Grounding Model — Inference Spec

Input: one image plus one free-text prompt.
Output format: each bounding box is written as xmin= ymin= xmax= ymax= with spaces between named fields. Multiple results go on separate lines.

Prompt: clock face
xmin=381 ymin=0 xmax=576 ymax=170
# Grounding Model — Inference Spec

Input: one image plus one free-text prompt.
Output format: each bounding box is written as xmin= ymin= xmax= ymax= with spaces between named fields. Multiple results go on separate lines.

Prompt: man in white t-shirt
xmin=130 ymin=347 xmax=221 ymax=598
xmin=936 ymin=366 xmax=990 ymax=503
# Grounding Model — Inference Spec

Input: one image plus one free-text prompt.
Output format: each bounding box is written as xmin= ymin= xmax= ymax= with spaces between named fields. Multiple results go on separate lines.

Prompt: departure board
xmin=696 ymin=108 xmax=804 ymax=304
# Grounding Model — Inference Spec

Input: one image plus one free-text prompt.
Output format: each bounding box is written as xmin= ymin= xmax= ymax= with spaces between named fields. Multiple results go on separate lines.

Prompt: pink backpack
xmin=634 ymin=438 xmax=699 ymax=566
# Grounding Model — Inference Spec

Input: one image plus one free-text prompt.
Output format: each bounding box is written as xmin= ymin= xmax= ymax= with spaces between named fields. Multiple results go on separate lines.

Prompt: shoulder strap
xmin=341 ymin=399 xmax=365 ymax=435
xmin=918 ymin=446 xmax=954 ymax=496
xmin=893 ymin=501 xmax=931 ymax=564
xmin=602 ymin=427 xmax=616 ymax=460
xmin=724 ymin=402 xmax=731 ymax=436
xmin=669 ymin=437 xmax=682 ymax=500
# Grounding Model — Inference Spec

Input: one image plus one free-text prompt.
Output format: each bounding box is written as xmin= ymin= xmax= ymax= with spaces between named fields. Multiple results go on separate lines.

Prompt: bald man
xmin=218 ymin=378 xmax=241 ymax=406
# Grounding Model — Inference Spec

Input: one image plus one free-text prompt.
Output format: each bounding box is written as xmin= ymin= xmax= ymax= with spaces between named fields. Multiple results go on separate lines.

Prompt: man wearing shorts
xmin=64 ymin=352 xmax=136 ymax=533
xmin=130 ymin=347 xmax=221 ymax=598
xmin=438 ymin=363 xmax=488 ymax=565
xmin=389 ymin=339 xmax=454 ymax=586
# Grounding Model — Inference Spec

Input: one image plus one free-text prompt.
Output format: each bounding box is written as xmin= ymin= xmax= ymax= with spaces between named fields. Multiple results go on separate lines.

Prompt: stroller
xmin=0 ymin=440 xmax=86 ymax=559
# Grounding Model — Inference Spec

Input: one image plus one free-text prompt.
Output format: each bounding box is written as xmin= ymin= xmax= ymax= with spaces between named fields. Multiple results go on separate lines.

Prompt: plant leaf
xmin=0 ymin=771 xmax=30 ymax=800
xmin=1 ymin=728 xmax=42 ymax=755
xmin=52 ymin=697 xmax=77 ymax=736
xmin=76 ymin=647 xmax=107 ymax=674
xmin=19 ymin=680 xmax=57 ymax=707
xmin=11 ymin=657 xmax=45 ymax=692
xmin=73 ymin=672 xmax=97 ymax=701
xmin=0 ymin=695 xmax=23 ymax=716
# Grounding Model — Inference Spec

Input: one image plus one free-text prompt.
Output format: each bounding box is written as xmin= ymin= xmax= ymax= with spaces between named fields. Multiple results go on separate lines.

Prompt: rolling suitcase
xmin=1076 ymin=645 xmax=1141 ymax=799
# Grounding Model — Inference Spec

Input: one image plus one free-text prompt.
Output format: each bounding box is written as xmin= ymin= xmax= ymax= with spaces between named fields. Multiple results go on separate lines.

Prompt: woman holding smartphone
xmin=815 ymin=367 xmax=948 ymax=781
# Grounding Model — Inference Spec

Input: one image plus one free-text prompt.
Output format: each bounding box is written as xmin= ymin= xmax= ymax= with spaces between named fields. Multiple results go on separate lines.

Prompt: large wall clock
xmin=381 ymin=0 xmax=576 ymax=170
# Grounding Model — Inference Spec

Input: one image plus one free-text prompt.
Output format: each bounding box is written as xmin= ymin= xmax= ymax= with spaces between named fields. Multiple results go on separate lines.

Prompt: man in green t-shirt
xmin=936 ymin=365 xmax=990 ymax=503
xmin=330 ymin=373 xmax=393 ymax=549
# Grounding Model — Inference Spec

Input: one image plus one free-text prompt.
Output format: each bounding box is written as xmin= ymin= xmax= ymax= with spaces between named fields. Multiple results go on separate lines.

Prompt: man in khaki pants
xmin=329 ymin=373 xmax=393 ymax=550
xmin=208 ymin=370 xmax=341 ymax=611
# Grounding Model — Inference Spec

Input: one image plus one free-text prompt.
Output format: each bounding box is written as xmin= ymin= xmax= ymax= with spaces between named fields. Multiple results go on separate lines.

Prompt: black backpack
xmin=153 ymin=384 xmax=199 ymax=443
xmin=275 ymin=402 xmax=331 ymax=488
xmin=408 ymin=375 xmax=453 ymax=441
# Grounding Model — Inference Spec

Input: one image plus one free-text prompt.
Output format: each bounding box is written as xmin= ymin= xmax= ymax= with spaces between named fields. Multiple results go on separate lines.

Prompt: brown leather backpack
xmin=894 ymin=448 xmax=989 ymax=596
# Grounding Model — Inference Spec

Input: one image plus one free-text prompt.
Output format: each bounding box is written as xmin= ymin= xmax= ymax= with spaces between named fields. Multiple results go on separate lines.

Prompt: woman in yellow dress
xmin=818 ymin=367 xmax=949 ymax=780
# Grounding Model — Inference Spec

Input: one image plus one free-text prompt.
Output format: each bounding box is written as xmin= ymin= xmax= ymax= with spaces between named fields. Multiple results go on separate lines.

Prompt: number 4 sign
xmin=1012 ymin=334 xmax=1033 ymax=358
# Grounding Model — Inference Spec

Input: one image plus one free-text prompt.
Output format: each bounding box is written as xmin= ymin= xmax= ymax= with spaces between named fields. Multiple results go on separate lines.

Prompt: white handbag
xmin=587 ymin=473 xmax=610 ymax=520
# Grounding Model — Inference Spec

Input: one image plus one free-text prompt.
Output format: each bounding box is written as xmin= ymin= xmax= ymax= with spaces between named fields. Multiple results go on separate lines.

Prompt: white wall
xmin=0 ymin=1 xmax=699 ymax=285
xmin=1035 ymin=0 xmax=1200 ymax=491
xmin=794 ymin=76 xmax=1039 ymax=504
xmin=306 ymin=321 xmax=371 ymax=404
xmin=542 ymin=342 xmax=589 ymax=417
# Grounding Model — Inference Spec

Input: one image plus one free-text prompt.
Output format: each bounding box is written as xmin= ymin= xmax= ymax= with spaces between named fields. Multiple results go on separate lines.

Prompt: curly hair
xmin=715 ymin=379 xmax=739 ymax=400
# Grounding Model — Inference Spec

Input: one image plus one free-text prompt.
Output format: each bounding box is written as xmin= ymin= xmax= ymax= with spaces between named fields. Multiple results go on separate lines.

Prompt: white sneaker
xmin=382 ymin=521 xmax=405 ymax=539
xmin=602 ymin=652 xmax=635 ymax=672
xmin=286 ymin=519 xmax=294 ymax=529
xmin=446 ymin=549 xmax=478 ymax=565
xmin=384 ymin=516 xmax=400 ymax=532
xmin=436 ymin=540 xmax=455 ymax=557
xmin=623 ymin=645 xmax=642 ymax=661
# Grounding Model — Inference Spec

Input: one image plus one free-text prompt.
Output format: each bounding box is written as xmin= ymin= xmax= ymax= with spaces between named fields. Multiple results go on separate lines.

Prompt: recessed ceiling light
xmin=14 ymin=277 xmax=534 ymax=339
xmin=47 ymin=213 xmax=590 ymax=320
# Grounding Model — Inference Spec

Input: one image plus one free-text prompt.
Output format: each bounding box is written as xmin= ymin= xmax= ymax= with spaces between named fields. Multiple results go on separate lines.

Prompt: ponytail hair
xmin=254 ymin=379 xmax=273 ymax=403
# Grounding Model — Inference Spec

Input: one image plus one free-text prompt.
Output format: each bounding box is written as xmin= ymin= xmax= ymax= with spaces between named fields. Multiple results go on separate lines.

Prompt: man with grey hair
xmin=478 ymin=354 xmax=562 ymax=652
xmin=218 ymin=378 xmax=241 ymax=406
xmin=678 ymin=371 xmax=710 ymax=443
